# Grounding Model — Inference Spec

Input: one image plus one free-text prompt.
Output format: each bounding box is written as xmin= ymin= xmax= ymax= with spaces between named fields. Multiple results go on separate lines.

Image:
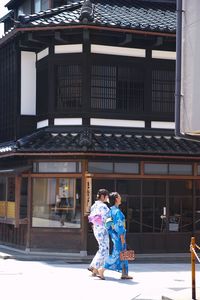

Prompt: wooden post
xmin=191 ymin=236 xmax=196 ymax=300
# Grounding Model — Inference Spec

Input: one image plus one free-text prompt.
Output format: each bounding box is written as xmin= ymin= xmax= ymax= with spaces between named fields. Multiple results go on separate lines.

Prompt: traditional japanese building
xmin=0 ymin=0 xmax=199 ymax=254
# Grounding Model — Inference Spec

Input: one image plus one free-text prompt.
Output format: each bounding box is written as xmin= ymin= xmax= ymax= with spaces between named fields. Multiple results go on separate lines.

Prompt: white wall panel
xmin=55 ymin=44 xmax=83 ymax=54
xmin=91 ymin=44 xmax=145 ymax=57
xmin=152 ymin=50 xmax=176 ymax=60
xmin=151 ymin=121 xmax=175 ymax=129
xmin=21 ymin=51 xmax=36 ymax=115
xmin=37 ymin=48 xmax=49 ymax=61
xmin=37 ymin=119 xmax=49 ymax=129
xmin=90 ymin=118 xmax=144 ymax=128
xmin=54 ymin=118 xmax=82 ymax=125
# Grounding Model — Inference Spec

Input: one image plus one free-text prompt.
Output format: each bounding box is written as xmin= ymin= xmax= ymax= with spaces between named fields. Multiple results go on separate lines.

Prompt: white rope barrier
xmin=190 ymin=244 xmax=200 ymax=263
xmin=195 ymin=243 xmax=200 ymax=251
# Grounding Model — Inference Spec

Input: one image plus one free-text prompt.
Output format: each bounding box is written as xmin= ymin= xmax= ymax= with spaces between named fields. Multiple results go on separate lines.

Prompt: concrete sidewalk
xmin=1 ymin=244 xmax=200 ymax=299
xmin=1 ymin=255 xmax=200 ymax=300
xmin=0 ymin=244 xmax=191 ymax=263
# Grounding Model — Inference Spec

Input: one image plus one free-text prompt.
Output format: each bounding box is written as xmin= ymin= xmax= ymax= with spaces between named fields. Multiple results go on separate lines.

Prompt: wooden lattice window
xmin=91 ymin=64 xmax=144 ymax=112
xmin=117 ymin=66 xmax=144 ymax=112
xmin=152 ymin=69 xmax=175 ymax=113
xmin=56 ymin=64 xmax=82 ymax=110
xmin=91 ymin=65 xmax=117 ymax=109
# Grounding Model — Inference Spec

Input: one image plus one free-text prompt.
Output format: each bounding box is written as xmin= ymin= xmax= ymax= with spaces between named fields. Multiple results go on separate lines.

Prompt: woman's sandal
xmin=88 ymin=267 xmax=98 ymax=277
xmin=88 ymin=267 xmax=94 ymax=273
xmin=121 ymin=275 xmax=133 ymax=280
xmin=97 ymin=268 xmax=105 ymax=280
xmin=92 ymin=268 xmax=99 ymax=277
xmin=97 ymin=274 xmax=105 ymax=280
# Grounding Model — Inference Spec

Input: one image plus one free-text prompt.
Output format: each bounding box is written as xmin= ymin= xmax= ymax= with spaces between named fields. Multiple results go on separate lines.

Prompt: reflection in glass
xmin=88 ymin=162 xmax=113 ymax=173
xmin=126 ymin=196 xmax=140 ymax=232
xmin=32 ymin=178 xmax=81 ymax=228
xmin=20 ymin=178 xmax=28 ymax=219
xmin=144 ymin=163 xmax=168 ymax=175
xmin=142 ymin=198 xmax=153 ymax=232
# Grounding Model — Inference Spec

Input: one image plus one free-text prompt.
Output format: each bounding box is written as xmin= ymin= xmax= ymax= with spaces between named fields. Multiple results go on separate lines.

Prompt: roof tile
xmin=0 ymin=126 xmax=200 ymax=156
xmin=15 ymin=0 xmax=176 ymax=33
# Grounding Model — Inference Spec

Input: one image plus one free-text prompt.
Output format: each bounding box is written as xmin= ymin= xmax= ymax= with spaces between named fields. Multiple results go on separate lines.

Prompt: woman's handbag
xmin=120 ymin=250 xmax=135 ymax=261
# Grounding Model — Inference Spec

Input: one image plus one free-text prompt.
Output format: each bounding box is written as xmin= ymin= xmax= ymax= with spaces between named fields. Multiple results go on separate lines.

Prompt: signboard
xmin=84 ymin=177 xmax=92 ymax=215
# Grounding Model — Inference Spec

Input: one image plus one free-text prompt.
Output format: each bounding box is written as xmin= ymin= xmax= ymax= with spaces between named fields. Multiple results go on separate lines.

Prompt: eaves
xmin=0 ymin=23 xmax=176 ymax=48
xmin=0 ymin=151 xmax=200 ymax=161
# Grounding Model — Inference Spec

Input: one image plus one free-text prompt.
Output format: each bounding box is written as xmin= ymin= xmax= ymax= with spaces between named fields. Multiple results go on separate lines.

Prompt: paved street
xmin=1 ymin=259 xmax=200 ymax=300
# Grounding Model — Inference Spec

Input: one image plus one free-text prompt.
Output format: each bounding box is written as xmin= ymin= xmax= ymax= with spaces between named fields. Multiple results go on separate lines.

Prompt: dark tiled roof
xmin=0 ymin=127 xmax=200 ymax=156
xmin=0 ymin=140 xmax=17 ymax=154
xmin=17 ymin=0 xmax=176 ymax=33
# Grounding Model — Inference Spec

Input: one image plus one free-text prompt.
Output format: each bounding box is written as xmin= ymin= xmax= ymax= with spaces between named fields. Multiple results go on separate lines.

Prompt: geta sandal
xmin=121 ymin=275 xmax=133 ymax=280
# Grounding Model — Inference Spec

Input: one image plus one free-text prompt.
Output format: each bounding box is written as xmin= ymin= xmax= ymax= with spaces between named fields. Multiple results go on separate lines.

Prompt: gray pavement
xmin=0 ymin=244 xmax=191 ymax=263
xmin=1 ymin=244 xmax=200 ymax=299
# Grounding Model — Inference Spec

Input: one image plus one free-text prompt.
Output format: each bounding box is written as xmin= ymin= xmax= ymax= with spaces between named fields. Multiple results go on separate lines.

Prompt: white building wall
xmin=21 ymin=51 xmax=36 ymax=115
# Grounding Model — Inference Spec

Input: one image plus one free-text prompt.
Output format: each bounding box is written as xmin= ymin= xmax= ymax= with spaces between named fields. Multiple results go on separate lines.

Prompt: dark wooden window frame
xmin=36 ymin=52 xmax=175 ymax=120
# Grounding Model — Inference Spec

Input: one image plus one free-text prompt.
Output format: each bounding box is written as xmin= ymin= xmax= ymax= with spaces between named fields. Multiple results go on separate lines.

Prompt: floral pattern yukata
xmin=104 ymin=205 xmax=129 ymax=274
xmin=89 ymin=200 xmax=110 ymax=269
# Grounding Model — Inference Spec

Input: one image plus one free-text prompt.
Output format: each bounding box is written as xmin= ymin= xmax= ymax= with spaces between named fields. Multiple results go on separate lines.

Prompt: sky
xmin=0 ymin=0 xmax=9 ymax=37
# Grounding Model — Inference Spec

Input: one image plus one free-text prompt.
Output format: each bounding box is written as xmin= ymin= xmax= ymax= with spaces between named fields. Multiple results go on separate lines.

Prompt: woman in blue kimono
xmin=88 ymin=189 xmax=110 ymax=276
xmin=98 ymin=192 xmax=133 ymax=280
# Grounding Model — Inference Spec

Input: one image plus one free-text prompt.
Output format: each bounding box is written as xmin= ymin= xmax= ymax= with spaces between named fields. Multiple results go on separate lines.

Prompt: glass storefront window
xmin=0 ymin=177 xmax=6 ymax=218
xmin=0 ymin=177 xmax=6 ymax=199
xmin=88 ymin=161 xmax=139 ymax=174
xmin=181 ymin=197 xmax=193 ymax=232
xmin=169 ymin=181 xmax=193 ymax=232
xmin=20 ymin=178 xmax=28 ymax=219
xmin=32 ymin=177 xmax=81 ymax=228
xmin=92 ymin=178 xmax=195 ymax=234
xmin=195 ymin=180 xmax=200 ymax=195
xmin=33 ymin=162 xmax=81 ymax=173
xmin=127 ymin=196 xmax=140 ymax=232
xmin=195 ymin=197 xmax=200 ymax=231
xmin=142 ymin=198 xmax=154 ymax=232
xmin=117 ymin=180 xmax=141 ymax=195
xmin=91 ymin=179 xmax=115 ymax=204
xmin=144 ymin=163 xmax=193 ymax=175
xmin=169 ymin=180 xmax=192 ymax=196
xmin=144 ymin=163 xmax=168 ymax=174
xmin=142 ymin=196 xmax=165 ymax=233
xmin=0 ymin=176 xmax=15 ymax=219
xmin=169 ymin=164 xmax=192 ymax=175
xmin=88 ymin=162 xmax=113 ymax=173
xmin=114 ymin=163 xmax=139 ymax=174
xmin=155 ymin=197 xmax=166 ymax=232
xmin=143 ymin=180 xmax=166 ymax=196
xmin=195 ymin=181 xmax=200 ymax=230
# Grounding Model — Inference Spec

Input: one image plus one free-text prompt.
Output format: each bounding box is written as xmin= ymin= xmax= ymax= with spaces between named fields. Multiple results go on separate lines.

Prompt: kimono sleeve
xmin=113 ymin=210 xmax=126 ymax=236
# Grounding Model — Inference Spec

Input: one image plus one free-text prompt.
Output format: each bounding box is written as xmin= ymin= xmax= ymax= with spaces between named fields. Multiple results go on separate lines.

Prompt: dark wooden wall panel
xmin=0 ymin=41 xmax=18 ymax=142
xmin=0 ymin=223 xmax=27 ymax=248
xmin=30 ymin=230 xmax=82 ymax=252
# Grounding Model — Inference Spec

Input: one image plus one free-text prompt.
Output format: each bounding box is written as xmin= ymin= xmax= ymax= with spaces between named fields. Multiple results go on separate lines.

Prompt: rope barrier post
xmin=191 ymin=236 xmax=196 ymax=300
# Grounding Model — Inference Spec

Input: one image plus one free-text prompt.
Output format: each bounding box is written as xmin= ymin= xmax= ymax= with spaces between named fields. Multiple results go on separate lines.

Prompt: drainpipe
xmin=175 ymin=0 xmax=182 ymax=137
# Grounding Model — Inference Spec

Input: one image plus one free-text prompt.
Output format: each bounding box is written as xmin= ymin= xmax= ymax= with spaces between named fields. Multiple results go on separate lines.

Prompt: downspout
xmin=175 ymin=0 xmax=182 ymax=137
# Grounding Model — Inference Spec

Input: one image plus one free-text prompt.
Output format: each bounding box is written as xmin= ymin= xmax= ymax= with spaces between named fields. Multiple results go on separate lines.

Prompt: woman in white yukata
xmin=88 ymin=189 xmax=110 ymax=276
